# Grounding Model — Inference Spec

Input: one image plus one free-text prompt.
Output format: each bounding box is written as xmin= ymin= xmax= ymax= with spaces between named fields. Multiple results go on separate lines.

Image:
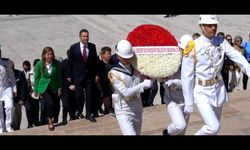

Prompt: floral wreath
xmin=126 ymin=24 xmax=181 ymax=79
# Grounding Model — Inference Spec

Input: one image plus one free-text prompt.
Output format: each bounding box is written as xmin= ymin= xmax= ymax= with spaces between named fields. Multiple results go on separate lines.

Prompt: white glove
xmin=165 ymin=79 xmax=182 ymax=88
xmin=141 ymin=79 xmax=152 ymax=89
xmin=165 ymin=80 xmax=174 ymax=87
xmin=184 ymin=105 xmax=193 ymax=114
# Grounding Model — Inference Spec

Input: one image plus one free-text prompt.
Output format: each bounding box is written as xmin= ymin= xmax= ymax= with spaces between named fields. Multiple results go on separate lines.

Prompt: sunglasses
xmin=227 ymin=38 xmax=232 ymax=41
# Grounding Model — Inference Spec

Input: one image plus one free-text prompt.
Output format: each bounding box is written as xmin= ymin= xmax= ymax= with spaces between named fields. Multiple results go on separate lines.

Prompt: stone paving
xmin=1 ymin=15 xmax=250 ymax=70
xmin=1 ymin=89 xmax=250 ymax=135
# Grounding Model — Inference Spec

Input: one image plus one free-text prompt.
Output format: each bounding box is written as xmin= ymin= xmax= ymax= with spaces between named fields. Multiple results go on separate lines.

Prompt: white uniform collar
xmin=200 ymin=34 xmax=214 ymax=43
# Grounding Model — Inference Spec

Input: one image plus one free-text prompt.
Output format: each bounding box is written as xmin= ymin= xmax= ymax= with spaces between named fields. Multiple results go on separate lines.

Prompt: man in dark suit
xmin=60 ymin=50 xmax=76 ymax=125
xmin=67 ymin=29 xmax=99 ymax=122
xmin=12 ymin=61 xmax=27 ymax=130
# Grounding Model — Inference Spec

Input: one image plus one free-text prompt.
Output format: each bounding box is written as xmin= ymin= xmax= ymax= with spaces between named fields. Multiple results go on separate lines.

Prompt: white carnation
xmin=131 ymin=53 xmax=181 ymax=78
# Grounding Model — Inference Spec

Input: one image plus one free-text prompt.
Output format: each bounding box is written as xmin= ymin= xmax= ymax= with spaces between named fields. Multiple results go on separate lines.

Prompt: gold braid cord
xmin=108 ymin=71 xmax=134 ymax=101
xmin=183 ymin=40 xmax=196 ymax=64
xmin=108 ymin=71 xmax=127 ymax=89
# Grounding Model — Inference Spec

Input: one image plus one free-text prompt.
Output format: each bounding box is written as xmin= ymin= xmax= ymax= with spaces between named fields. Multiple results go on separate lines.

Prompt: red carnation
xmin=125 ymin=24 xmax=181 ymax=79
xmin=127 ymin=24 xmax=177 ymax=46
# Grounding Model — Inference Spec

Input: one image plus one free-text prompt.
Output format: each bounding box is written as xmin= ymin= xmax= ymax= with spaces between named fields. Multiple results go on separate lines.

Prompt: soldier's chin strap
xmin=201 ymin=25 xmax=208 ymax=38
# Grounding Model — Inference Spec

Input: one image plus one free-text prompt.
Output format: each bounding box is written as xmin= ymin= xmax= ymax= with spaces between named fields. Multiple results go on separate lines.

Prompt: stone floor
xmin=1 ymin=89 xmax=250 ymax=135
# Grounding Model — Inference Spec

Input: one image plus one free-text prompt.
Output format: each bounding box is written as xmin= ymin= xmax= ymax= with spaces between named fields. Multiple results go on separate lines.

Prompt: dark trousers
xmin=141 ymin=80 xmax=158 ymax=107
xmin=24 ymin=96 xmax=40 ymax=126
xmin=243 ymin=73 xmax=248 ymax=90
xmin=141 ymin=88 xmax=150 ymax=107
xmin=41 ymin=88 xmax=59 ymax=118
xmin=32 ymin=98 xmax=40 ymax=125
xmin=75 ymin=78 xmax=94 ymax=117
xmin=221 ymin=70 xmax=229 ymax=92
xmin=40 ymin=98 xmax=47 ymax=125
xmin=160 ymin=82 xmax=165 ymax=104
xmin=92 ymin=84 xmax=101 ymax=116
xmin=12 ymin=102 xmax=22 ymax=130
xmin=148 ymin=80 xmax=158 ymax=106
xmin=61 ymin=87 xmax=76 ymax=121
xmin=53 ymin=96 xmax=61 ymax=122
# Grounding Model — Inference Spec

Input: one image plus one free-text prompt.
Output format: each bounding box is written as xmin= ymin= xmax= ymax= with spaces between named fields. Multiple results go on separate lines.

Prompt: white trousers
xmin=116 ymin=110 xmax=142 ymax=135
xmin=195 ymin=103 xmax=222 ymax=135
xmin=0 ymin=87 xmax=14 ymax=132
xmin=166 ymin=102 xmax=190 ymax=135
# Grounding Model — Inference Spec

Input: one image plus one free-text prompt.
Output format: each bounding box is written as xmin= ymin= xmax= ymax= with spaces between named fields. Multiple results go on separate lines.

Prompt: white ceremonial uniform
xmin=163 ymin=70 xmax=189 ymax=135
xmin=181 ymin=35 xmax=250 ymax=135
xmin=109 ymin=62 xmax=145 ymax=135
xmin=0 ymin=59 xmax=16 ymax=133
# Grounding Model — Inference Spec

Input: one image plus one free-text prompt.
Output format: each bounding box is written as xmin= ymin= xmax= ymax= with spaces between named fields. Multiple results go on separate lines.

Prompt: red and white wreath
xmin=127 ymin=24 xmax=181 ymax=79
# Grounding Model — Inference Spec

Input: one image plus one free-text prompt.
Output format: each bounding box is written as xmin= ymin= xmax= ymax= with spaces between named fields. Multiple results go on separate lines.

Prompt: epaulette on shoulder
xmin=183 ymin=41 xmax=195 ymax=57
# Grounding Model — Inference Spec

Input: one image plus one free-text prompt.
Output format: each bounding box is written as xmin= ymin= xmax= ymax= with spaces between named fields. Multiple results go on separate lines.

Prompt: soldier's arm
xmin=181 ymin=42 xmax=195 ymax=106
xmin=224 ymin=41 xmax=250 ymax=77
xmin=109 ymin=70 xmax=145 ymax=99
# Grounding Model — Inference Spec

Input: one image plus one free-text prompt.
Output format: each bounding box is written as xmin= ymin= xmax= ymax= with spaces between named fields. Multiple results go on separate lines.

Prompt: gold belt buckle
xmin=210 ymin=79 xmax=215 ymax=85
xmin=198 ymin=80 xmax=202 ymax=85
xmin=205 ymin=80 xmax=211 ymax=86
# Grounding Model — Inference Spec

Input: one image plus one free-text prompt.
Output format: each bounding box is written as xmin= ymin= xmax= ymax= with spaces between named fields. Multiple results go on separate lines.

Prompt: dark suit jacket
xmin=67 ymin=42 xmax=98 ymax=83
xmin=61 ymin=58 xmax=71 ymax=89
xmin=13 ymin=69 xmax=27 ymax=103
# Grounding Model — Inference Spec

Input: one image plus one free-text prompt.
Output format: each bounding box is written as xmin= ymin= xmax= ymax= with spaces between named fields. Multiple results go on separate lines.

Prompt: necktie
xmin=82 ymin=45 xmax=87 ymax=62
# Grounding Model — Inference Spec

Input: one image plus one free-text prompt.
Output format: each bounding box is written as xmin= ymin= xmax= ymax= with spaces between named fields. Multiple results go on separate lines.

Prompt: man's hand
xmin=67 ymin=78 xmax=71 ymax=83
xmin=34 ymin=93 xmax=40 ymax=98
xmin=69 ymin=85 xmax=75 ymax=91
xmin=18 ymin=100 xmax=24 ymax=106
xmin=58 ymin=88 xmax=62 ymax=96
xmin=13 ymin=92 xmax=17 ymax=97
xmin=95 ymin=75 xmax=100 ymax=83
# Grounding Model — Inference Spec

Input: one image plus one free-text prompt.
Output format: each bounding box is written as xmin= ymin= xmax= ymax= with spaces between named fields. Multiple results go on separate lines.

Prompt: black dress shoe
xmin=93 ymin=113 xmax=99 ymax=118
xmin=104 ymin=109 xmax=110 ymax=115
xmin=27 ymin=124 xmax=33 ymax=128
xmin=60 ymin=120 xmax=68 ymax=125
xmin=98 ymin=108 xmax=104 ymax=115
xmin=69 ymin=117 xmax=76 ymax=121
xmin=34 ymin=122 xmax=41 ymax=127
xmin=86 ymin=116 xmax=96 ymax=122
xmin=77 ymin=113 xmax=85 ymax=119
xmin=162 ymin=129 xmax=171 ymax=136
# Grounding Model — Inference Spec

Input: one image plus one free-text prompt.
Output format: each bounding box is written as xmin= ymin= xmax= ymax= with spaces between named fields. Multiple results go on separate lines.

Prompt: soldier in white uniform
xmin=181 ymin=15 xmax=250 ymax=135
xmin=162 ymin=34 xmax=193 ymax=136
xmin=108 ymin=40 xmax=152 ymax=135
xmin=0 ymin=56 xmax=17 ymax=133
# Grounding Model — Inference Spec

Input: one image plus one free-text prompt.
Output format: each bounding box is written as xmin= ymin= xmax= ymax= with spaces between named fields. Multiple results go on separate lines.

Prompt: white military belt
xmin=197 ymin=76 xmax=222 ymax=86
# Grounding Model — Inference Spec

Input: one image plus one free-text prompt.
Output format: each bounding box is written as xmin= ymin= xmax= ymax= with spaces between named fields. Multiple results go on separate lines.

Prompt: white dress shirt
xmin=80 ymin=42 xmax=89 ymax=57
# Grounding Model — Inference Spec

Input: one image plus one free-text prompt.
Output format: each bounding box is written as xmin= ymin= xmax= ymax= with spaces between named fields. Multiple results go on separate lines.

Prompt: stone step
xmin=2 ymin=89 xmax=250 ymax=135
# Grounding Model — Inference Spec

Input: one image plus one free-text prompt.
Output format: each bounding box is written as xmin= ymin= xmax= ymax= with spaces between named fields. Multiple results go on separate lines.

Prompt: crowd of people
xmin=0 ymin=29 xmax=117 ymax=133
xmin=0 ymin=15 xmax=250 ymax=135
